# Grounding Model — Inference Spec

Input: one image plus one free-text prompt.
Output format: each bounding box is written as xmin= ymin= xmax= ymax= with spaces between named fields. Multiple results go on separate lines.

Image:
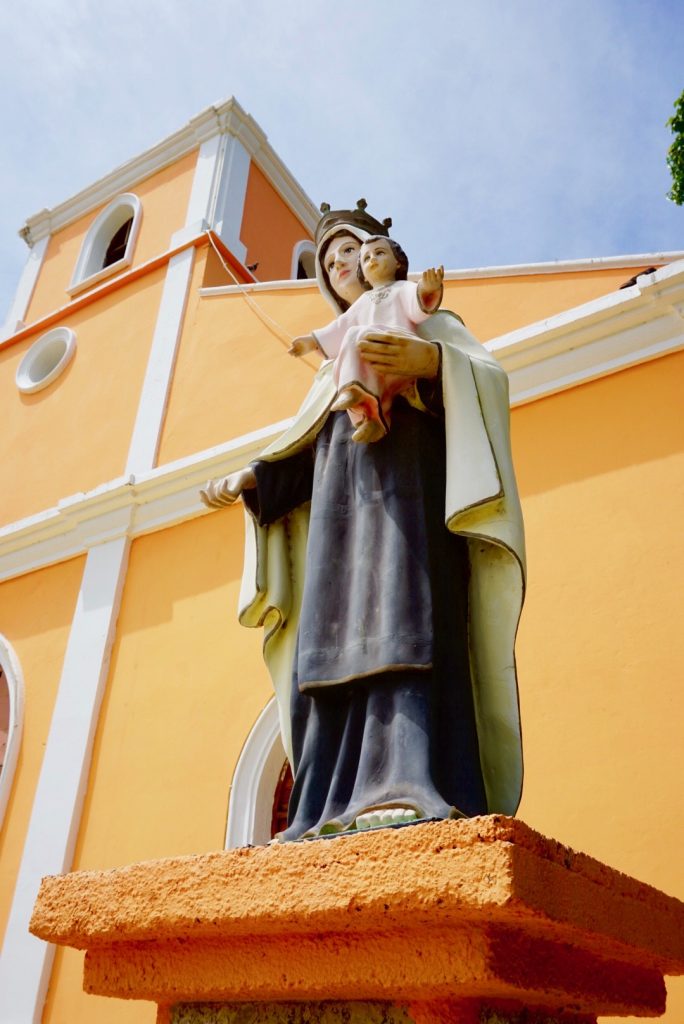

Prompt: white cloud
xmin=1 ymin=0 xmax=682 ymax=319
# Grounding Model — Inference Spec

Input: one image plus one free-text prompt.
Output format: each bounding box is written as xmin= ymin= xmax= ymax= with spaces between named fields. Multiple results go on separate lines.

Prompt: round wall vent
xmin=16 ymin=327 xmax=76 ymax=394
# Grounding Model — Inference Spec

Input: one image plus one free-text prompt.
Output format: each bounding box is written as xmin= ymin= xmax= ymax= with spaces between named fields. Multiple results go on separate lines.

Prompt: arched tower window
xmin=103 ymin=216 xmax=133 ymax=268
xmin=0 ymin=635 xmax=25 ymax=828
xmin=68 ymin=193 xmax=142 ymax=296
xmin=291 ymin=240 xmax=316 ymax=281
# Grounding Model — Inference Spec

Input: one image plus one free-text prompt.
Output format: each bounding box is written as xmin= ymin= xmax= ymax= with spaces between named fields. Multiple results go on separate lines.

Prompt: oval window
xmin=16 ymin=327 xmax=76 ymax=394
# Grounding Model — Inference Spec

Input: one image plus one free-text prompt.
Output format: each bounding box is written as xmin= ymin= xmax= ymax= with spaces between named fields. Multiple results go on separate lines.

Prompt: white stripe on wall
xmin=0 ymin=537 xmax=130 ymax=1024
xmin=213 ymin=134 xmax=250 ymax=263
xmin=2 ymin=237 xmax=49 ymax=340
xmin=124 ymin=246 xmax=195 ymax=474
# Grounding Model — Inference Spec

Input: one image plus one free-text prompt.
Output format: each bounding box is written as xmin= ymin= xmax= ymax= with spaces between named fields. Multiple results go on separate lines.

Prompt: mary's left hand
xmin=356 ymin=329 xmax=439 ymax=379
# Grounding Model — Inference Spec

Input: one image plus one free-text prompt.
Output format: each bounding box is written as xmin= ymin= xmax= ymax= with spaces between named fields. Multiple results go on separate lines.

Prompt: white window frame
xmin=68 ymin=193 xmax=142 ymax=296
xmin=225 ymin=697 xmax=287 ymax=848
xmin=291 ymin=239 xmax=316 ymax=280
xmin=0 ymin=635 xmax=25 ymax=829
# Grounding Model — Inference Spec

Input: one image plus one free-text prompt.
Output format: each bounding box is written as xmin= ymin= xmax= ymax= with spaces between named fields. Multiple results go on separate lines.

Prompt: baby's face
xmin=360 ymin=239 xmax=398 ymax=288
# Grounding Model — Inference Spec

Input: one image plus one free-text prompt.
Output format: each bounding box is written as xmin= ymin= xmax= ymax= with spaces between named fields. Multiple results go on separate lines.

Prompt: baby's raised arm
xmin=417 ymin=266 xmax=445 ymax=314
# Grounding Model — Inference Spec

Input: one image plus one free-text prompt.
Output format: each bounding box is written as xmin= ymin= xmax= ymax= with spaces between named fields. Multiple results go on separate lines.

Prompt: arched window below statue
xmin=225 ymin=698 xmax=288 ymax=848
xmin=0 ymin=636 xmax=25 ymax=829
xmin=270 ymin=759 xmax=294 ymax=839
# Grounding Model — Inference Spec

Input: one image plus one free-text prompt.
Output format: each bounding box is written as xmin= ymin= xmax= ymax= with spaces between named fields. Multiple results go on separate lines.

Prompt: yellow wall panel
xmin=443 ymin=265 xmax=659 ymax=340
xmin=512 ymin=352 xmax=683 ymax=878
xmin=240 ymin=162 xmax=312 ymax=282
xmin=158 ymin=269 xmax=334 ymax=465
xmin=72 ymin=510 xmax=271 ymax=872
xmin=0 ymin=267 xmax=164 ymax=527
xmin=44 ymin=510 xmax=270 ymax=1023
xmin=24 ymin=151 xmax=197 ymax=325
xmin=512 ymin=352 xmax=684 ymax=1024
xmin=0 ymin=556 xmax=85 ymax=946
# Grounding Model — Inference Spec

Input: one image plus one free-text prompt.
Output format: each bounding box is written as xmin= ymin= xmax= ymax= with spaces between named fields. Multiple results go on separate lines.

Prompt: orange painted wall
xmin=511 ymin=350 xmax=684 ymax=1024
xmin=240 ymin=161 xmax=313 ymax=282
xmin=24 ymin=150 xmax=197 ymax=325
xmin=0 ymin=267 xmax=164 ymax=528
xmin=0 ymin=557 xmax=85 ymax=947
xmin=443 ymin=265 xmax=661 ymax=340
xmin=43 ymin=511 xmax=271 ymax=1024
xmin=157 ymin=257 xmax=332 ymax=466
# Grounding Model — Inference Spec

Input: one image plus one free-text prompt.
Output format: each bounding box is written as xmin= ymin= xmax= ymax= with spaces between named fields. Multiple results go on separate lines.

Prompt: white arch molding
xmin=68 ymin=192 xmax=142 ymax=296
xmin=0 ymin=634 xmax=25 ymax=829
xmin=291 ymin=239 xmax=316 ymax=280
xmin=225 ymin=697 xmax=286 ymax=847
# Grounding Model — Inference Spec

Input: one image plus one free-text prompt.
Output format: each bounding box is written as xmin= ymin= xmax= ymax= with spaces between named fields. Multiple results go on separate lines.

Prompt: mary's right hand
xmin=356 ymin=329 xmax=440 ymax=380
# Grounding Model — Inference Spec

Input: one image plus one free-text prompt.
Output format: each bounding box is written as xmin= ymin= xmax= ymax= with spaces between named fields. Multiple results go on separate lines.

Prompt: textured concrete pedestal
xmin=30 ymin=817 xmax=684 ymax=1023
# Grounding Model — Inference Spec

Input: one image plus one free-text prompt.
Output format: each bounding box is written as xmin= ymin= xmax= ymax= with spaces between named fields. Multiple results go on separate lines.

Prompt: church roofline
xmin=18 ymin=97 xmax=319 ymax=247
xmin=201 ymin=250 xmax=684 ymax=296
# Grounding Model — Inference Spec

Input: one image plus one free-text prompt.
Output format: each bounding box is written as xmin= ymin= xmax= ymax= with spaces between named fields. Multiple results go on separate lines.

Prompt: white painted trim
xmin=0 ymin=635 xmax=25 ymax=829
xmin=490 ymin=259 xmax=684 ymax=405
xmin=439 ymin=251 xmax=684 ymax=281
xmin=184 ymin=135 xmax=223 ymax=229
xmin=1 ymin=237 xmax=49 ymax=339
xmin=202 ymin=251 xmax=684 ymax=297
xmin=291 ymin=240 xmax=317 ymax=280
xmin=3 ymin=235 xmax=201 ymax=353
xmin=0 ymin=536 xmax=130 ymax=1024
xmin=125 ymin=247 xmax=195 ymax=474
xmin=19 ymin=98 xmax=318 ymax=246
xmin=225 ymin=697 xmax=286 ymax=848
xmin=213 ymin=101 xmax=316 ymax=236
xmin=68 ymin=193 xmax=142 ymax=296
xmin=0 ymin=419 xmax=293 ymax=583
xmin=200 ymin=277 xmax=318 ymax=297
xmin=15 ymin=327 xmax=76 ymax=394
xmin=213 ymin=134 xmax=250 ymax=263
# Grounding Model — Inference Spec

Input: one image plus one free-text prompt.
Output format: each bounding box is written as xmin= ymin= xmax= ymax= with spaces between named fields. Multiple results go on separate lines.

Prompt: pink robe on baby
xmin=312 ymin=280 xmax=431 ymax=432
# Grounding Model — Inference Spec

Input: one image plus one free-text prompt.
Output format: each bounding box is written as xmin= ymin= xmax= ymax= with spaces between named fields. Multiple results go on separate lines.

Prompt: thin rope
xmin=205 ymin=231 xmax=320 ymax=371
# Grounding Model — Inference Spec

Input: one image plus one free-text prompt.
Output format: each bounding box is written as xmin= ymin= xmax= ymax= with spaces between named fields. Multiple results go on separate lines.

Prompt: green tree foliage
xmin=666 ymin=89 xmax=684 ymax=205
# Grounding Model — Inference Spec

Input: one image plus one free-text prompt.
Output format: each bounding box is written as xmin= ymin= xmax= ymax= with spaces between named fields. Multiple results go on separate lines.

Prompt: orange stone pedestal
xmin=30 ymin=818 xmax=684 ymax=1024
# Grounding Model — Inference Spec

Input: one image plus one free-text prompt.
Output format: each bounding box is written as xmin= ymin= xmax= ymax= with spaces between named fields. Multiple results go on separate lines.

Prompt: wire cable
xmin=205 ymin=231 xmax=321 ymax=371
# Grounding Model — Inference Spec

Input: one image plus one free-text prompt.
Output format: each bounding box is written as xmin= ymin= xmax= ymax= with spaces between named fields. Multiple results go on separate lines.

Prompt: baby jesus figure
xmin=290 ymin=236 xmax=444 ymax=443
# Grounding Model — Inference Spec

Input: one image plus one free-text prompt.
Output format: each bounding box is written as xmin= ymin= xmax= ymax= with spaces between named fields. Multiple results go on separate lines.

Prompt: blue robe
xmin=245 ymin=391 xmax=487 ymax=840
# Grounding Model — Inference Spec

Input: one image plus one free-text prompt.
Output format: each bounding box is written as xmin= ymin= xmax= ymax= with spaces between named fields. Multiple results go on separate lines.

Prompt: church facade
xmin=0 ymin=98 xmax=682 ymax=1024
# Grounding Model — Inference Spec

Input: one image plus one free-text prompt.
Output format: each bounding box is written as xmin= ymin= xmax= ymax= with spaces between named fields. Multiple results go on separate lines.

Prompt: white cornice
xmin=20 ymin=98 xmax=318 ymax=246
xmin=1 ymin=259 xmax=683 ymax=583
xmin=0 ymin=420 xmax=293 ymax=583
xmin=491 ymin=258 xmax=684 ymax=404
xmin=200 ymin=250 xmax=684 ymax=297
xmin=441 ymin=251 xmax=684 ymax=280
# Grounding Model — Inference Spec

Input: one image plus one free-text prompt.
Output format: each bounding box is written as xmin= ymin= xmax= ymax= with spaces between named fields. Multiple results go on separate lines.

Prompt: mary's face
xmin=323 ymin=234 xmax=364 ymax=305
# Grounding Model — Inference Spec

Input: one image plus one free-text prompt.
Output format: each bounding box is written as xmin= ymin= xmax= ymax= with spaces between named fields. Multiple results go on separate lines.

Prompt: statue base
xmin=160 ymin=1001 xmax=594 ymax=1024
xmin=30 ymin=817 xmax=684 ymax=1023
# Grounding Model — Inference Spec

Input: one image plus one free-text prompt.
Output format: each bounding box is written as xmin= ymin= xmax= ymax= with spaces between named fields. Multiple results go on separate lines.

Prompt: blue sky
xmin=1 ymin=0 xmax=682 ymax=320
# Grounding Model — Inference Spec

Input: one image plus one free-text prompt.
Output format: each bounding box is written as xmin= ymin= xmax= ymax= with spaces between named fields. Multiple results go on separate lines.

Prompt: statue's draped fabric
xmin=238 ymin=312 xmax=526 ymax=840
